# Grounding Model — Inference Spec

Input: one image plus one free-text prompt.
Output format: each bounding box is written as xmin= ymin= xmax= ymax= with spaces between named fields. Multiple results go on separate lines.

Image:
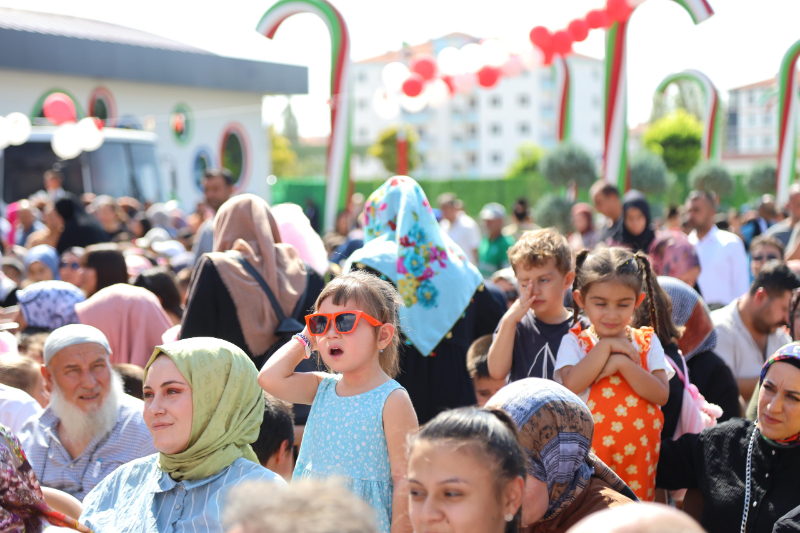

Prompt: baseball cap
xmin=479 ymin=203 xmax=507 ymax=220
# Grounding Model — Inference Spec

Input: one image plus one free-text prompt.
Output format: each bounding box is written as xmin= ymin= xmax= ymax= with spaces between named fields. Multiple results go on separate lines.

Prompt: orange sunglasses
xmin=305 ymin=311 xmax=384 ymax=336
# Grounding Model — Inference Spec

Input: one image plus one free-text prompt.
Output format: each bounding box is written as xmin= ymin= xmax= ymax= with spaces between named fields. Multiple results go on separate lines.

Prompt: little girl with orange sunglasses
xmin=259 ymin=270 xmax=418 ymax=533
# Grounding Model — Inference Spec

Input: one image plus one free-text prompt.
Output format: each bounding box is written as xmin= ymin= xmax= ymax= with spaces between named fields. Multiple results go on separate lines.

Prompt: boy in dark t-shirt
xmin=487 ymin=228 xmax=590 ymax=381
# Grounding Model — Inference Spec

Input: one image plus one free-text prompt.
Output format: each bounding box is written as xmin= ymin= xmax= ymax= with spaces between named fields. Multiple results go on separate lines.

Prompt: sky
xmin=3 ymin=0 xmax=799 ymax=137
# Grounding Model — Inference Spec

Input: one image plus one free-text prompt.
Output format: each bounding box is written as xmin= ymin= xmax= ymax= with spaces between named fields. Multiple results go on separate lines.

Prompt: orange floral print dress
xmin=573 ymin=324 xmax=664 ymax=501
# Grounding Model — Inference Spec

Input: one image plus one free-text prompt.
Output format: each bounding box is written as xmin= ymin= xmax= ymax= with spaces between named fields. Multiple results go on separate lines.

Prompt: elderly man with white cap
xmin=18 ymin=324 xmax=155 ymax=500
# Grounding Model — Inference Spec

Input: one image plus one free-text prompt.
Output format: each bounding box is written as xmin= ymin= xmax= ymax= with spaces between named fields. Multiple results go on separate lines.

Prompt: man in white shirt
xmin=711 ymin=261 xmax=799 ymax=401
xmin=438 ymin=193 xmax=481 ymax=265
xmin=0 ymin=383 xmax=42 ymax=433
xmin=686 ymin=190 xmax=750 ymax=308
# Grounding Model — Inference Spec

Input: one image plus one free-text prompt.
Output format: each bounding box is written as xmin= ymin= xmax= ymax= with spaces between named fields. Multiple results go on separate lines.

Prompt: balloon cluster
xmin=0 ymin=113 xmax=32 ymax=149
xmin=374 ymin=39 xmax=545 ymax=117
xmin=42 ymin=92 xmax=105 ymax=160
xmin=529 ymin=0 xmax=644 ymax=64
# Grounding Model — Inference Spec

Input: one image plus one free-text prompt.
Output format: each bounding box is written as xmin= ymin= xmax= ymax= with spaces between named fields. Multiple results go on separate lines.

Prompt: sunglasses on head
xmin=505 ymin=289 xmax=519 ymax=302
xmin=59 ymin=261 xmax=80 ymax=270
xmin=305 ymin=311 xmax=383 ymax=336
xmin=753 ymin=254 xmax=779 ymax=262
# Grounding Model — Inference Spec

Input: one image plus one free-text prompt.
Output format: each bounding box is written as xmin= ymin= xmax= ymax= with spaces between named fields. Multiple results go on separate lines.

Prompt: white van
xmin=0 ymin=127 xmax=166 ymax=204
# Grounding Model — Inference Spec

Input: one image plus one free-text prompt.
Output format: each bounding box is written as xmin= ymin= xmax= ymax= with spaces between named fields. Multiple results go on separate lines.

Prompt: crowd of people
xmin=1 ymin=167 xmax=799 ymax=533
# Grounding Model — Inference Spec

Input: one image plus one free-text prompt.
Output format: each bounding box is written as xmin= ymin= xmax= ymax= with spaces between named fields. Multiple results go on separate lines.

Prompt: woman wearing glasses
xmin=259 ymin=270 xmax=418 ymax=533
xmin=58 ymin=247 xmax=84 ymax=288
xmin=749 ymin=234 xmax=785 ymax=278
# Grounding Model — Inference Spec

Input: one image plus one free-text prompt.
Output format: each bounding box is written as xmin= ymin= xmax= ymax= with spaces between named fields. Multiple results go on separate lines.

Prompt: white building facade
xmin=351 ymin=34 xmax=604 ymax=180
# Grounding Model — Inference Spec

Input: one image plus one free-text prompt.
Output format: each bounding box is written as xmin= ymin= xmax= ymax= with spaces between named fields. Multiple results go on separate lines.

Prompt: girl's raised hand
xmin=605 ymin=338 xmax=640 ymax=366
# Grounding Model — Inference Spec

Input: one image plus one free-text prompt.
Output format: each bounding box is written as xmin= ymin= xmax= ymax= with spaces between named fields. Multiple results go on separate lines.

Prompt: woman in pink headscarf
xmin=648 ymin=232 xmax=702 ymax=290
xmin=74 ymin=283 xmax=172 ymax=367
xmin=568 ymin=203 xmax=599 ymax=252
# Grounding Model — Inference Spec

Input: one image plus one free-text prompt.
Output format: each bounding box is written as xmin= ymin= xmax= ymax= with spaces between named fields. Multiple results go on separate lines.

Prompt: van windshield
xmin=1 ymin=137 xmax=163 ymax=204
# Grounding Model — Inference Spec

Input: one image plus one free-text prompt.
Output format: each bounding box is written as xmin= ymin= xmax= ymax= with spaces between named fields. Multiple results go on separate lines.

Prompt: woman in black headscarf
xmin=54 ymin=194 xmax=110 ymax=254
xmin=609 ymin=190 xmax=657 ymax=253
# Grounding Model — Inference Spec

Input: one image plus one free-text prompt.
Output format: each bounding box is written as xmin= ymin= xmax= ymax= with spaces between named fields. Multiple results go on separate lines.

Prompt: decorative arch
xmin=776 ymin=39 xmax=800 ymax=204
xmin=31 ymin=89 xmax=86 ymax=121
xmin=88 ymin=86 xmax=117 ymax=127
xmin=219 ymin=122 xmax=252 ymax=192
xmin=655 ymin=69 xmax=721 ymax=161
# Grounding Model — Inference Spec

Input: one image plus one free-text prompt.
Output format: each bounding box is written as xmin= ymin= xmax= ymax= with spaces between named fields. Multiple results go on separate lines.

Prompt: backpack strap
xmin=230 ymin=252 xmax=305 ymax=334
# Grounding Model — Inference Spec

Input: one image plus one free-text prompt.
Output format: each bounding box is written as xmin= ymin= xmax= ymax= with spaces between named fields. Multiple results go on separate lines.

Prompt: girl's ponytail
xmin=635 ymin=252 xmax=662 ymax=341
xmin=572 ymin=249 xmax=590 ymax=324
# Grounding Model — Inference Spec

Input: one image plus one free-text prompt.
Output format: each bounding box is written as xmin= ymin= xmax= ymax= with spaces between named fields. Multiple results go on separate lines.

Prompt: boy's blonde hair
xmin=314 ymin=270 xmax=403 ymax=378
xmin=507 ymin=228 xmax=572 ymax=275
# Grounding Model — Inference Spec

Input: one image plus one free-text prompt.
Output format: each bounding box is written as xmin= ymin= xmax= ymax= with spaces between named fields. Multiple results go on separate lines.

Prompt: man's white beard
xmin=50 ymin=371 xmax=124 ymax=446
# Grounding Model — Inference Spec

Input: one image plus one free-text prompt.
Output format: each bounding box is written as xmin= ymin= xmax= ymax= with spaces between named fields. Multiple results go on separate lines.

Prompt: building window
xmin=219 ymin=122 xmax=250 ymax=189
xmin=518 ymin=94 xmax=530 ymax=107
xmin=357 ymin=98 xmax=368 ymax=110
xmin=592 ymin=95 xmax=600 ymax=108
xmin=540 ymin=131 xmax=556 ymax=145
xmin=764 ymin=136 xmax=772 ymax=148
xmin=357 ymin=71 xmax=368 ymax=83
xmin=88 ymin=87 xmax=117 ymax=127
xmin=540 ymin=103 xmax=554 ymax=119
xmin=358 ymin=127 xmax=369 ymax=140
xmin=747 ymin=137 xmax=756 ymax=149
xmin=763 ymin=114 xmax=772 ymax=126
xmin=452 ymin=134 xmax=462 ymax=143
xmin=468 ymin=152 xmax=478 ymax=165
xmin=592 ymin=123 xmax=600 ymax=136
xmin=468 ymin=96 xmax=478 ymax=110
xmin=452 ymin=163 xmax=462 ymax=173
xmin=518 ymin=122 xmax=531 ymax=136
xmin=491 ymin=152 xmax=503 ymax=165
xmin=540 ymin=72 xmax=554 ymax=90
xmin=748 ymin=91 xmax=755 ymax=105
xmin=468 ymin=124 xmax=478 ymax=138
xmin=592 ymin=69 xmax=600 ymax=80
xmin=417 ymin=126 xmax=426 ymax=139
xmin=490 ymin=95 xmax=502 ymax=108
xmin=729 ymin=93 xmax=738 ymax=107
xmin=419 ymin=154 xmax=426 ymax=165
xmin=490 ymin=123 xmax=502 ymax=136
xmin=748 ymin=115 xmax=757 ymax=127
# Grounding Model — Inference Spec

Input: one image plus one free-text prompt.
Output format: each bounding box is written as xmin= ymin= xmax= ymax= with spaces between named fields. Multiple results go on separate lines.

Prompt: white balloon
xmin=425 ymin=79 xmax=451 ymax=109
xmin=519 ymin=46 xmax=545 ymax=71
xmin=51 ymin=123 xmax=82 ymax=160
xmin=6 ymin=112 xmax=31 ymax=146
xmin=453 ymin=72 xmax=478 ymax=95
xmin=399 ymin=92 xmax=428 ymax=113
xmin=626 ymin=0 xmax=647 ymax=6
xmin=481 ymin=39 xmax=510 ymax=68
xmin=372 ymin=87 xmax=401 ymax=120
xmin=382 ymin=62 xmax=410 ymax=92
xmin=460 ymin=43 xmax=487 ymax=73
xmin=437 ymin=47 xmax=464 ymax=76
xmin=0 ymin=117 xmax=10 ymax=150
xmin=76 ymin=117 xmax=104 ymax=152
xmin=501 ymin=55 xmax=525 ymax=77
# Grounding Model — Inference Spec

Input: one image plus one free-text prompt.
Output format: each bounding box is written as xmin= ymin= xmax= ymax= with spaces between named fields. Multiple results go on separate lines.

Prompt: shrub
xmin=689 ymin=162 xmax=734 ymax=197
xmin=533 ymin=194 xmax=574 ymax=235
xmin=540 ymin=143 xmax=597 ymax=190
xmin=629 ymin=151 xmax=668 ymax=195
xmin=745 ymin=162 xmax=777 ymax=196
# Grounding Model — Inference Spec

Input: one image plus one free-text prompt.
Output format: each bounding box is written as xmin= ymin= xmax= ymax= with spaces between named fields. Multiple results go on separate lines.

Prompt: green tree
xmin=745 ymin=162 xmax=777 ymax=196
xmin=643 ymin=109 xmax=703 ymax=175
xmin=281 ymin=99 xmax=300 ymax=146
xmin=507 ymin=142 xmax=545 ymax=177
xmin=540 ymin=143 xmax=597 ymax=191
xmin=629 ymin=151 xmax=668 ymax=195
xmin=534 ymin=194 xmax=573 ymax=235
xmin=689 ymin=161 xmax=735 ymax=197
xmin=650 ymin=79 xmax=705 ymax=123
xmin=270 ymin=126 xmax=298 ymax=177
xmin=368 ymin=125 xmax=420 ymax=174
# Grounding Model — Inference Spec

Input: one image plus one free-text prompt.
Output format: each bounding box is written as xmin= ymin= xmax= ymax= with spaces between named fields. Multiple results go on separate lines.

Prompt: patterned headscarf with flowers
xmin=345 ymin=176 xmax=483 ymax=356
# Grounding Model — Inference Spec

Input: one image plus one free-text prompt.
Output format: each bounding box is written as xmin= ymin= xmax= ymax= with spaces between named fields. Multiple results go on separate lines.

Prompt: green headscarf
xmin=143 ymin=337 xmax=265 ymax=481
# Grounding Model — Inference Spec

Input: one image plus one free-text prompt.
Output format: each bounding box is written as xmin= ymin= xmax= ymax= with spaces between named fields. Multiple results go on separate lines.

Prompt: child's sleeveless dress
xmin=293 ymin=375 xmax=402 ymax=533
xmin=569 ymin=325 xmax=665 ymax=501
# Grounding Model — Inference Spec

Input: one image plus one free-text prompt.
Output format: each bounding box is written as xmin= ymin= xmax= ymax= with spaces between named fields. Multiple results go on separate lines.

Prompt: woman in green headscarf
xmin=78 ymin=338 xmax=284 ymax=533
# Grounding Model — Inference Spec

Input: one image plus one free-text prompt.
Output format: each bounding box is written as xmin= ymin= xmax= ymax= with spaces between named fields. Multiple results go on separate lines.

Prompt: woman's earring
xmin=505 ymin=514 xmax=514 ymax=522
xmin=380 ymin=349 xmax=384 ymax=353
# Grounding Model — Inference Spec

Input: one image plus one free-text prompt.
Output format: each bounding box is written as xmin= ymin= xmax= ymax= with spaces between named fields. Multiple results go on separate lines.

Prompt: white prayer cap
xmin=43 ymin=324 xmax=111 ymax=365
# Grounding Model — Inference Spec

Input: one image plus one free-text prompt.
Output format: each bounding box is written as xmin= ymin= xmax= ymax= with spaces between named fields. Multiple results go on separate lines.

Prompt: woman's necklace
xmin=589 ymin=324 xmax=633 ymax=342
xmin=740 ymin=422 xmax=758 ymax=533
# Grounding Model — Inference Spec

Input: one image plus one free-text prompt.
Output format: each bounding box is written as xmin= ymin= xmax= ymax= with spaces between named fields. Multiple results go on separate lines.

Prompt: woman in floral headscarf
xmin=487 ymin=379 xmax=636 ymax=533
xmin=345 ymin=177 xmax=506 ymax=423
xmin=0 ymin=424 xmax=90 ymax=533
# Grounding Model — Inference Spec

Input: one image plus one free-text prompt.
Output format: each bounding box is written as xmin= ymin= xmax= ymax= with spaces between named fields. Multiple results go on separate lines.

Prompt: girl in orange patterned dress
xmin=554 ymin=247 xmax=673 ymax=501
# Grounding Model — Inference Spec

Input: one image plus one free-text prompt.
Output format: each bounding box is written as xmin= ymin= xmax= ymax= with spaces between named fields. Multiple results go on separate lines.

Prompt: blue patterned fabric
xmin=345 ymin=176 xmax=482 ymax=356
xmin=490 ymin=378 xmax=596 ymax=522
xmin=24 ymin=245 xmax=60 ymax=280
xmin=18 ymin=393 xmax=156 ymax=500
xmin=80 ymin=455 xmax=283 ymax=532
xmin=17 ymin=280 xmax=85 ymax=331
xmin=293 ymin=375 xmax=402 ymax=533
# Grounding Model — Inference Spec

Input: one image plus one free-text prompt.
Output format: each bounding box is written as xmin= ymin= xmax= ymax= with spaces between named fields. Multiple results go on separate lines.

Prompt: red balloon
xmin=586 ymin=9 xmax=610 ymax=29
xmin=43 ymin=93 xmax=77 ymax=126
xmin=529 ymin=26 xmax=552 ymax=48
xmin=91 ymin=117 xmax=104 ymax=130
xmin=441 ymin=75 xmax=456 ymax=95
xmin=409 ymin=54 xmax=437 ymax=81
xmin=607 ymin=0 xmax=632 ymax=22
xmin=552 ymin=31 xmax=574 ymax=56
xmin=477 ymin=65 xmax=501 ymax=88
xmin=401 ymin=73 xmax=425 ymax=97
xmin=568 ymin=19 xmax=590 ymax=42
